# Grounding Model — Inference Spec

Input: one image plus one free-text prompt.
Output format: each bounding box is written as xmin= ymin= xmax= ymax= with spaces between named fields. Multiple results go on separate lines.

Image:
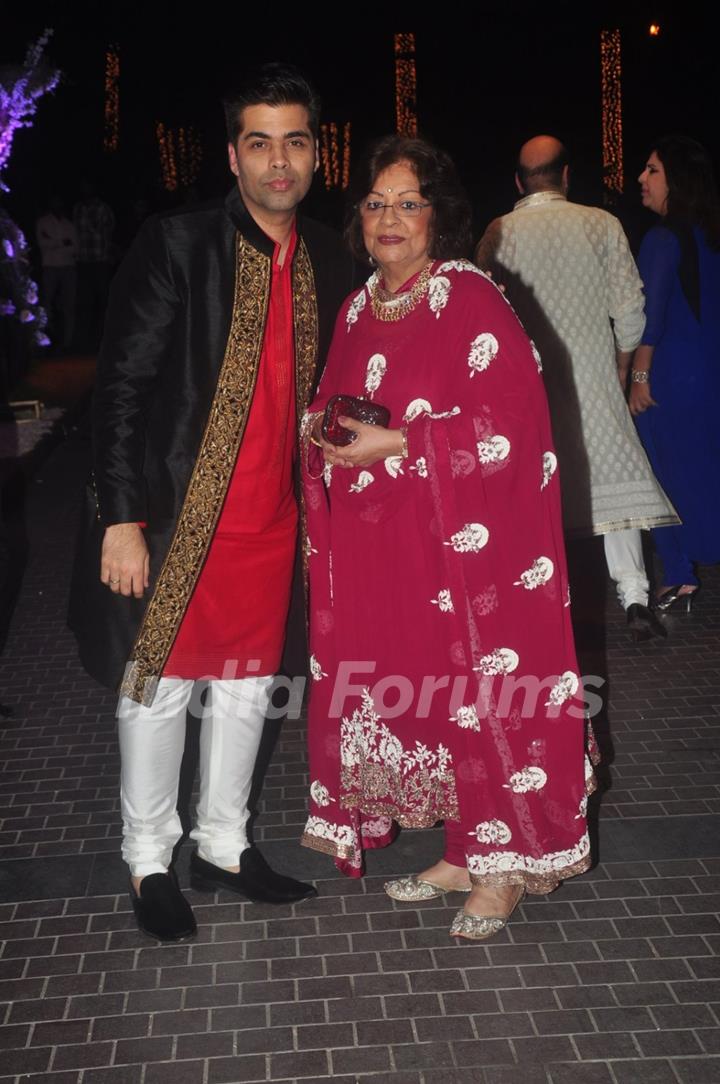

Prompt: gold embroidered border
xmin=468 ymin=849 xmax=592 ymax=895
xmin=120 ymin=236 xmax=271 ymax=705
xmin=300 ymin=831 xmax=356 ymax=861
xmin=292 ymin=240 xmax=319 ymax=600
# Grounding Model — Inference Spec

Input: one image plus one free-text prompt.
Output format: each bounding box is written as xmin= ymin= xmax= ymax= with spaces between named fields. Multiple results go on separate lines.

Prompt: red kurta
xmin=164 ymin=231 xmax=298 ymax=679
xmin=301 ymin=260 xmax=595 ymax=892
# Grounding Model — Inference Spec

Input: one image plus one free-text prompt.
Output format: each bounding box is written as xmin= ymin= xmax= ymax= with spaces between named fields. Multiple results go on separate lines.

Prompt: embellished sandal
xmin=384 ymin=875 xmax=471 ymax=902
xmin=449 ymin=886 xmax=526 ymax=940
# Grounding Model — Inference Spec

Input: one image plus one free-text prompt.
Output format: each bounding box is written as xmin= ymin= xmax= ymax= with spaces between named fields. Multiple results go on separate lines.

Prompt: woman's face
xmin=360 ymin=160 xmax=433 ymax=289
xmin=639 ymin=151 xmax=669 ymax=216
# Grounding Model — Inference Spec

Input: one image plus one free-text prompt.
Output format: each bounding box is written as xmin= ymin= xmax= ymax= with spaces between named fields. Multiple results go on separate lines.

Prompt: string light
xmin=0 ymin=29 xmax=60 ymax=192
xmin=649 ymin=24 xmax=661 ymax=36
xmin=156 ymin=122 xmax=202 ymax=192
xmin=600 ymin=28 xmax=624 ymax=201
xmin=394 ymin=33 xmax=417 ymax=136
xmin=104 ymin=44 xmax=120 ymax=152
xmin=320 ymin=122 xmax=351 ymax=190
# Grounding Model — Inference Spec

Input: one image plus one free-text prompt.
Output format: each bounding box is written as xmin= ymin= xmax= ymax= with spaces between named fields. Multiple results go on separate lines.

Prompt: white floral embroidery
xmin=530 ymin=340 xmax=543 ymax=371
xmin=431 ymin=589 xmax=455 ymax=613
xmin=346 ymin=287 xmax=367 ymax=330
xmin=467 ymin=833 xmax=590 ymax=879
xmin=305 ymin=815 xmax=356 ymax=850
xmin=564 ymin=584 xmax=572 ymax=608
xmin=309 ymin=654 xmax=328 ymax=681
xmin=475 ymin=647 xmax=519 ymax=676
xmin=323 ymin=462 xmax=333 ymax=487
xmin=514 ymin=556 xmax=554 ymax=589
xmin=436 ymin=259 xmax=485 ymax=277
xmin=428 ymin=274 xmax=451 ymax=317
xmin=505 ymin=766 xmax=548 ymax=794
xmin=310 ymin=780 xmax=334 ymax=806
xmin=384 ymin=456 xmax=404 ymax=478
xmin=304 ymin=536 xmax=319 ymax=559
xmin=404 ymin=398 xmax=432 ymax=422
xmin=445 ymin=522 xmax=489 ymax=553
xmin=545 ymin=671 xmax=580 ymax=707
xmin=450 ymin=704 xmax=481 ymax=731
xmin=477 ymin=434 xmax=511 ymax=464
xmin=541 ymin=451 xmax=558 ymax=490
xmin=585 ymin=755 xmax=594 ymax=786
xmin=470 ymin=819 xmax=512 ymax=845
xmin=575 ymin=795 xmax=588 ymax=820
xmin=365 ymin=353 xmax=387 ymax=395
xmin=341 ymin=689 xmax=453 ymax=780
xmin=429 ymin=406 xmax=461 ymax=419
xmin=410 ymin=457 xmax=428 ymax=478
xmin=467 ymin=332 xmax=499 ymax=376
xmin=349 ymin=470 xmax=374 ymax=493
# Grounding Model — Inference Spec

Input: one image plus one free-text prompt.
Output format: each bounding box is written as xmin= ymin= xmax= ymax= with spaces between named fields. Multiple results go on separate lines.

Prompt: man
xmin=69 ymin=65 xmax=359 ymax=941
xmin=476 ymin=135 xmax=677 ymax=641
xmin=36 ymin=194 xmax=77 ymax=353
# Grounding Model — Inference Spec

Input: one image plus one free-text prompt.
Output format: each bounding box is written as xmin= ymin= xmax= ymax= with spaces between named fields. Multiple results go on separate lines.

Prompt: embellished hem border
xmin=468 ymin=850 xmax=592 ymax=895
xmin=340 ymin=795 xmax=460 ymax=829
xmin=567 ymin=512 xmax=680 ymax=538
xmin=300 ymin=830 xmax=355 ymax=861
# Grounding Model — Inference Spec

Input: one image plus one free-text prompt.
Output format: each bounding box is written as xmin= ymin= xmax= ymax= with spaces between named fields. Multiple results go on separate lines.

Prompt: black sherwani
xmin=68 ymin=187 xmax=360 ymax=704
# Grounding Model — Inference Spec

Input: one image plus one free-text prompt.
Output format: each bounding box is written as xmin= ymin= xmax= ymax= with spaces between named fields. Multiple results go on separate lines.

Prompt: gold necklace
xmin=369 ymin=261 xmax=434 ymax=322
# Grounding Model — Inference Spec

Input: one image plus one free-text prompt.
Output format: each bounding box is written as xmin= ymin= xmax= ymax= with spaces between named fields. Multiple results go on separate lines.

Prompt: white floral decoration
xmin=346 ymin=287 xmax=367 ymax=330
xmin=530 ymin=340 xmax=543 ymax=371
xmin=475 ymin=647 xmax=519 ymax=676
xmin=323 ymin=462 xmax=333 ymax=487
xmin=305 ymin=815 xmax=356 ymax=849
xmin=469 ymin=819 xmax=512 ymax=845
xmin=349 ymin=470 xmax=374 ymax=493
xmin=436 ymin=259 xmax=484 ymax=277
xmin=505 ymin=766 xmax=548 ymax=794
xmin=450 ymin=704 xmax=481 ymax=731
xmin=365 ymin=353 xmax=387 ymax=395
xmin=310 ymin=780 xmax=335 ymax=806
xmin=309 ymin=655 xmax=328 ymax=681
xmin=428 ymin=406 xmax=461 ymax=419
xmin=428 ymin=274 xmax=451 ymax=317
xmin=477 ymin=434 xmax=511 ymax=464
xmin=514 ymin=556 xmax=554 ymax=589
xmin=445 ymin=522 xmax=489 ymax=553
xmin=404 ymin=398 xmax=432 ymax=422
xmin=384 ymin=456 xmax=404 ymax=478
xmin=341 ymin=688 xmax=453 ymax=779
xmin=545 ymin=671 xmax=580 ymax=707
xmin=431 ymin=589 xmax=455 ymax=613
xmin=564 ymin=584 xmax=572 ymax=608
xmin=541 ymin=451 xmax=558 ymax=490
xmin=575 ymin=795 xmax=588 ymax=820
xmin=304 ymin=536 xmax=319 ymax=559
xmin=410 ymin=457 xmax=428 ymax=478
xmin=467 ymin=332 xmax=499 ymax=377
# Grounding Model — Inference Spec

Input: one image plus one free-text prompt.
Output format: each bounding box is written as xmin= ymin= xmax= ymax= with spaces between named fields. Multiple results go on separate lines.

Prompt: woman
xmin=631 ymin=135 xmax=720 ymax=608
xmin=300 ymin=136 xmax=594 ymax=939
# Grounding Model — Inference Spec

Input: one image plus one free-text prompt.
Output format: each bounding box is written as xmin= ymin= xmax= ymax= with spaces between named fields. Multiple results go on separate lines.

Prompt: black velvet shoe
xmin=189 ymin=846 xmax=318 ymax=904
xmin=129 ymin=869 xmax=197 ymax=942
xmin=626 ymin=602 xmax=668 ymax=643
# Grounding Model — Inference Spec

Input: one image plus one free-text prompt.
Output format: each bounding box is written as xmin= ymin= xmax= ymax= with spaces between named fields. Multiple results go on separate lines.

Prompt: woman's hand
xmin=628 ymin=381 xmax=657 ymax=415
xmin=323 ymin=417 xmax=404 ymax=469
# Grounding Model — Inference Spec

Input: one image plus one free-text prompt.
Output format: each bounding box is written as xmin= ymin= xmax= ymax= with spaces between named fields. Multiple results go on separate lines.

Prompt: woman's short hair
xmin=345 ymin=135 xmax=473 ymax=264
xmin=654 ymin=134 xmax=720 ymax=247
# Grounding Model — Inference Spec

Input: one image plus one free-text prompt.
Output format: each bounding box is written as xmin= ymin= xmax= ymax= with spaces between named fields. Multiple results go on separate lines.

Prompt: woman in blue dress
xmin=630 ymin=135 xmax=720 ymax=610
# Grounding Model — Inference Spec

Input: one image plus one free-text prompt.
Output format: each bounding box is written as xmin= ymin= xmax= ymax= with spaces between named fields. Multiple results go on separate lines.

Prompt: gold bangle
xmin=631 ymin=370 xmax=650 ymax=384
xmin=309 ymin=433 xmax=323 ymax=448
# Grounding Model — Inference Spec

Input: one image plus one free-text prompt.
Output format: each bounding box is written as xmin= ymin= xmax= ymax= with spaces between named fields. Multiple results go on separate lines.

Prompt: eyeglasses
xmin=359 ymin=199 xmax=431 ymax=218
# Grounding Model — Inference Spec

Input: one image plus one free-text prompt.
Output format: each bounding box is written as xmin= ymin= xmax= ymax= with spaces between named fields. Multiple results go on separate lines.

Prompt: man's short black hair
xmin=223 ymin=62 xmax=321 ymax=144
xmin=516 ymin=147 xmax=569 ymax=193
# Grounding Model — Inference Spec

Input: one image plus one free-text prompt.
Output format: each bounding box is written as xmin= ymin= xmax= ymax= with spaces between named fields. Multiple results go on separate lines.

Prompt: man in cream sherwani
xmin=476 ymin=135 xmax=677 ymax=641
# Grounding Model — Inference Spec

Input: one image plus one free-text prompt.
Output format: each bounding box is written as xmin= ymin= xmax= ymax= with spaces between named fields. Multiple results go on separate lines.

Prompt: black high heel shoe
xmin=655 ymin=585 xmax=698 ymax=613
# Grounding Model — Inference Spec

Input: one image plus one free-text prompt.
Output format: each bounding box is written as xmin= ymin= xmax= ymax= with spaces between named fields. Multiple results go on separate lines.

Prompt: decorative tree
xmin=0 ymin=30 xmax=60 ymax=397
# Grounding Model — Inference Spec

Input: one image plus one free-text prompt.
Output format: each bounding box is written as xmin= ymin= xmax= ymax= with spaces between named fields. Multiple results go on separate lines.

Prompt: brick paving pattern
xmin=1 ymin=430 xmax=719 ymax=1082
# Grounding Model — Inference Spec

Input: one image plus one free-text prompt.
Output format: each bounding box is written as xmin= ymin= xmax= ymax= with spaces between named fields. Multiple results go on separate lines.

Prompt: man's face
xmin=228 ymin=103 xmax=318 ymax=222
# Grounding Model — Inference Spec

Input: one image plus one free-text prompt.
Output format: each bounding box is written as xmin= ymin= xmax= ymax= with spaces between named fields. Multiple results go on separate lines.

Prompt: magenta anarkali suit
xmin=301 ymin=260 xmax=594 ymax=892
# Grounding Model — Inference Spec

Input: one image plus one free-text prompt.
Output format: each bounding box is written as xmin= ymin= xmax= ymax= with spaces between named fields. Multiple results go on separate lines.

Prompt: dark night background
xmin=1 ymin=2 xmax=716 ymax=257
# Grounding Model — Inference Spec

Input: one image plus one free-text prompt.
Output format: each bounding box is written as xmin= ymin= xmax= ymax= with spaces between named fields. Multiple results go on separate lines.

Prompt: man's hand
xmin=101 ymin=523 xmax=150 ymax=598
xmin=628 ymin=382 xmax=657 ymax=416
xmin=322 ymin=417 xmax=404 ymax=469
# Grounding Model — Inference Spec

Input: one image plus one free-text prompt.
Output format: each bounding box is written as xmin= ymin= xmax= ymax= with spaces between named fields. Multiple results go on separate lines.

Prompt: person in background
xmin=36 ymin=194 xmax=77 ymax=353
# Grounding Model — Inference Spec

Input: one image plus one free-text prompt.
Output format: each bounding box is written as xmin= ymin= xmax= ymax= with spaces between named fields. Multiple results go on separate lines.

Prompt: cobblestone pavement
xmin=0 ymin=430 xmax=718 ymax=1084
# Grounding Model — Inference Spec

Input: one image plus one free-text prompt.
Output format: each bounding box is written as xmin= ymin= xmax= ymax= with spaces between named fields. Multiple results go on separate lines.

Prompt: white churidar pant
xmin=603 ymin=528 xmax=649 ymax=609
xmin=118 ymin=676 xmax=273 ymax=877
